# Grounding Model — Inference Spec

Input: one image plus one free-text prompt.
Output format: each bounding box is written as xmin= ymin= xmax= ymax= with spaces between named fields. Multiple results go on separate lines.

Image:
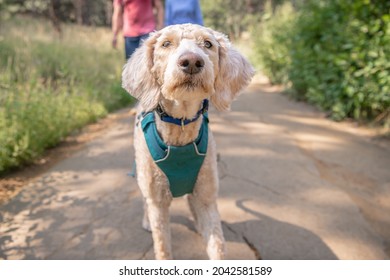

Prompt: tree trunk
xmin=48 ymin=0 xmax=62 ymax=36
xmin=74 ymin=0 xmax=84 ymax=25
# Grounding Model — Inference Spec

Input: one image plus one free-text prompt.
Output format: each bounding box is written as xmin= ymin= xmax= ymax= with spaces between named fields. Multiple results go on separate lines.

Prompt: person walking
xmin=164 ymin=0 xmax=203 ymax=26
xmin=112 ymin=0 xmax=164 ymax=59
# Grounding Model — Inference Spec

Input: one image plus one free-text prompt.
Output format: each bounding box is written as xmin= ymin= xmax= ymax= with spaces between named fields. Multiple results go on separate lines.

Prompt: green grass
xmin=0 ymin=16 xmax=133 ymax=175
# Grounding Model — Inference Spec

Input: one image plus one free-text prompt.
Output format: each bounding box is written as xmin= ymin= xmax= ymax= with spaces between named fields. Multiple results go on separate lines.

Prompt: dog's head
xmin=122 ymin=24 xmax=254 ymax=112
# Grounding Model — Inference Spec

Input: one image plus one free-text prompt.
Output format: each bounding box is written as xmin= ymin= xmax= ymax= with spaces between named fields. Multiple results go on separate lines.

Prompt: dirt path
xmin=1 ymin=81 xmax=389 ymax=260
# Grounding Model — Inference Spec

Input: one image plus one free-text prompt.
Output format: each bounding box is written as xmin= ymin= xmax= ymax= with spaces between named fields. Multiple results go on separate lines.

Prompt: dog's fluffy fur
xmin=122 ymin=24 xmax=254 ymax=259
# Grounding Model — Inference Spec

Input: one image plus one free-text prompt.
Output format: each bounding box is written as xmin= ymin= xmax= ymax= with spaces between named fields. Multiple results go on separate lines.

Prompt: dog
xmin=122 ymin=24 xmax=254 ymax=260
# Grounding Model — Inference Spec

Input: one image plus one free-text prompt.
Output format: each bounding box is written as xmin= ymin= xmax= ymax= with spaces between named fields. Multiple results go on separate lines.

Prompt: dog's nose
xmin=178 ymin=52 xmax=204 ymax=75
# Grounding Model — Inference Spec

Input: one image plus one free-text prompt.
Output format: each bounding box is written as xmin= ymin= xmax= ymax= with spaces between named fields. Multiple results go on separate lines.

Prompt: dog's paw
xmin=142 ymin=217 xmax=152 ymax=232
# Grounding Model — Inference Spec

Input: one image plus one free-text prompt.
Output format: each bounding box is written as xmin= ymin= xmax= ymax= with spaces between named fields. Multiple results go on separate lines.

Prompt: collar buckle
xmin=155 ymin=104 xmax=168 ymax=120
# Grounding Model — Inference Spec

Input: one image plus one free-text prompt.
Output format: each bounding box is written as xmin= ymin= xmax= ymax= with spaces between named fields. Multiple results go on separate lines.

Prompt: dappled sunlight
xmin=293 ymin=132 xmax=347 ymax=151
xmin=0 ymin=170 xmax=147 ymax=259
xmin=217 ymin=147 xmax=272 ymax=157
xmin=1 ymin=0 xmax=389 ymax=262
xmin=216 ymin=195 xmax=388 ymax=259
xmin=213 ymin=85 xmax=390 ymax=258
xmin=292 ymin=132 xmax=346 ymax=145
xmin=297 ymin=187 xmax=354 ymax=208
xmin=216 ymin=198 xmax=338 ymax=259
xmin=323 ymin=234 xmax=386 ymax=260
xmin=0 ymin=113 xmax=145 ymax=260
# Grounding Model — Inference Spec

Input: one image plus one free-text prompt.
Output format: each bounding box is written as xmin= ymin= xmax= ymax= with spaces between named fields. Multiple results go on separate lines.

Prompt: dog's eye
xmin=204 ymin=40 xmax=213 ymax=49
xmin=162 ymin=41 xmax=171 ymax=48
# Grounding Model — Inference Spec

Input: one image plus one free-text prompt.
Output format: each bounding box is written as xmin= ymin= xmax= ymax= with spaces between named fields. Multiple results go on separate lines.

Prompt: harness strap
xmin=140 ymin=111 xmax=209 ymax=197
xmin=141 ymin=112 xmax=209 ymax=157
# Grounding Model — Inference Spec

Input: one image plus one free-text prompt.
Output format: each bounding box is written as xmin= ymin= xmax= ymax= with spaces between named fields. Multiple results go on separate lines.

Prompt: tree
xmin=1 ymin=0 xmax=112 ymax=26
xmin=201 ymin=0 xmax=287 ymax=39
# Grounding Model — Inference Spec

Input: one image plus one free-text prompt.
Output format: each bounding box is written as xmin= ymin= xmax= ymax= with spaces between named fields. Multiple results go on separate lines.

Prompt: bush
xmin=252 ymin=2 xmax=295 ymax=84
xmin=289 ymin=0 xmax=390 ymax=122
xmin=0 ymin=16 xmax=133 ymax=174
xmin=253 ymin=0 xmax=390 ymax=125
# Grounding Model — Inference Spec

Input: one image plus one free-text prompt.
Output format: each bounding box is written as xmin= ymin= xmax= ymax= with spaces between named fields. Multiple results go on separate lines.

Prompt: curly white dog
xmin=122 ymin=24 xmax=254 ymax=260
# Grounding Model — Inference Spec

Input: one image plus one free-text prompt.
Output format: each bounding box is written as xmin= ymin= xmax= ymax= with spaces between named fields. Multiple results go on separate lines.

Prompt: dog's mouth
xmin=177 ymin=76 xmax=202 ymax=90
xmin=162 ymin=67 xmax=212 ymax=98
xmin=181 ymin=80 xmax=197 ymax=89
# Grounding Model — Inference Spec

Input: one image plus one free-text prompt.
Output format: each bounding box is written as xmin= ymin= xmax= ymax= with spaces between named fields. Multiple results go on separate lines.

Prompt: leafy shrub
xmin=0 ymin=16 xmax=133 ymax=174
xmin=252 ymin=2 xmax=295 ymax=84
xmin=253 ymin=0 xmax=390 ymax=125
xmin=289 ymin=0 xmax=390 ymax=122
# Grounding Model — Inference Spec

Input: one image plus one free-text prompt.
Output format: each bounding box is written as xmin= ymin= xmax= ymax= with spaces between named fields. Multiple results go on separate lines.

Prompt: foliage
xmin=0 ymin=16 xmax=132 ymax=174
xmin=289 ymin=0 xmax=390 ymax=122
xmin=251 ymin=2 xmax=295 ymax=84
xmin=0 ymin=0 xmax=112 ymax=26
xmin=201 ymin=0 xmax=269 ymax=39
xmin=254 ymin=0 xmax=390 ymax=125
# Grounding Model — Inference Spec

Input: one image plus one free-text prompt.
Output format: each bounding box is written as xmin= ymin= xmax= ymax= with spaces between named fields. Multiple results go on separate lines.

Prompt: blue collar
xmin=155 ymin=99 xmax=209 ymax=126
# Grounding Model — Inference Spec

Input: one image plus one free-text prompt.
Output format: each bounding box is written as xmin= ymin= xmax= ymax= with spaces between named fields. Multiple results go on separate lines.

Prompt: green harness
xmin=140 ymin=112 xmax=209 ymax=197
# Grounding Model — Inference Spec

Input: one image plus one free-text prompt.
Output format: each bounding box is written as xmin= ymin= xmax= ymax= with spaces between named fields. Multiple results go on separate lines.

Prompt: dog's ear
xmin=122 ymin=32 xmax=161 ymax=111
xmin=211 ymin=32 xmax=255 ymax=111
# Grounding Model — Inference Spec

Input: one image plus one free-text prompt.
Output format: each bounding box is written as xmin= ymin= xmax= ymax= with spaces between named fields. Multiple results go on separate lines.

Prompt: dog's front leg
xmin=146 ymin=198 xmax=173 ymax=260
xmin=188 ymin=195 xmax=225 ymax=260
